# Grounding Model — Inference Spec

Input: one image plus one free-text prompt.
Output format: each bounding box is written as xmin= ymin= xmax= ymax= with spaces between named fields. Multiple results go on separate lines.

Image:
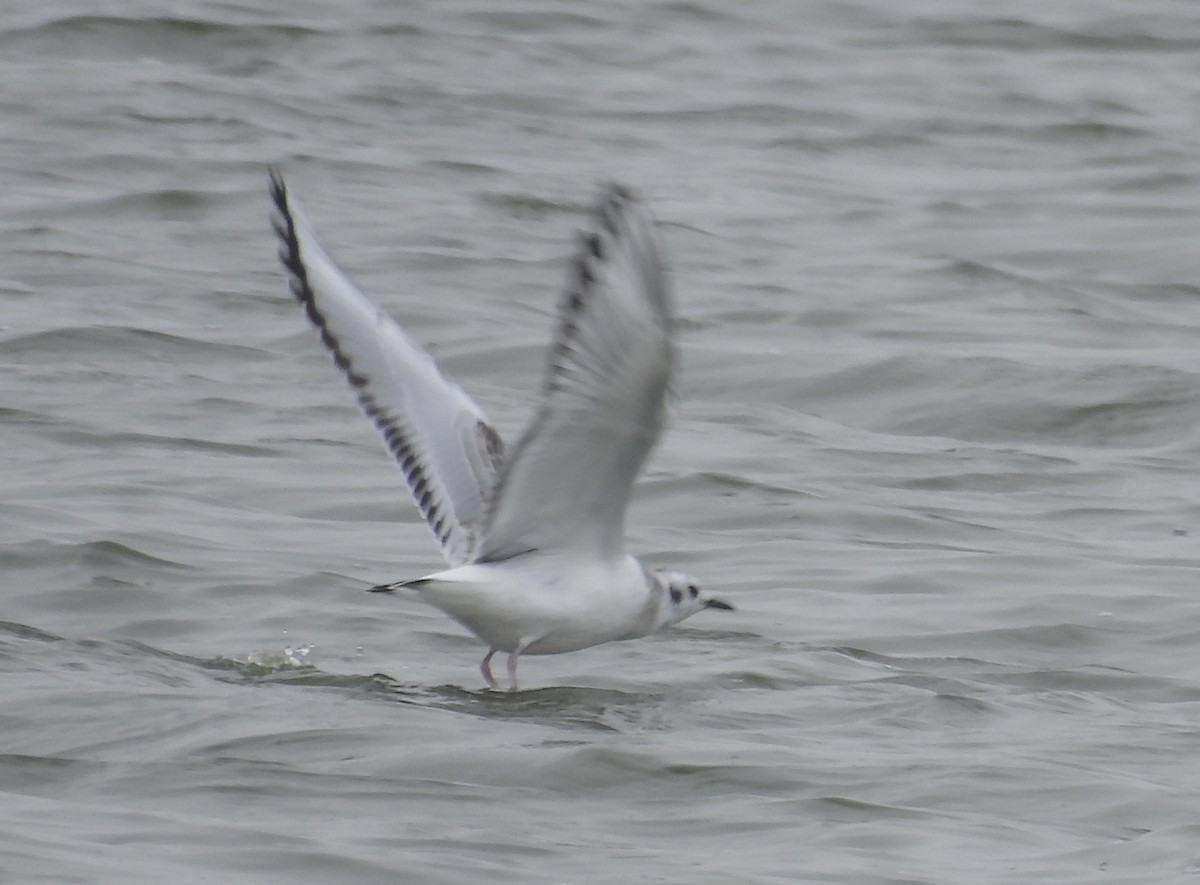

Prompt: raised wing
xmin=269 ymin=170 xmax=503 ymax=566
xmin=476 ymin=184 xmax=674 ymax=563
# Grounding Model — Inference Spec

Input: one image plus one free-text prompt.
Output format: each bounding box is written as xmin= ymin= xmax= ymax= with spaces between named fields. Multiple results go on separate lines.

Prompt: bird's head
xmin=653 ymin=569 xmax=734 ymax=628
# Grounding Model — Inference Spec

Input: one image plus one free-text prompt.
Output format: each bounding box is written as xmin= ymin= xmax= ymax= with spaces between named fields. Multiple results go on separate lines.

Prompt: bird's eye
xmin=687 ymin=584 xmax=699 ymax=598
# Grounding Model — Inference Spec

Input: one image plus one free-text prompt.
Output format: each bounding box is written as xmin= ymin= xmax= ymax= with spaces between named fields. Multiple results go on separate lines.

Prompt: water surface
xmin=4 ymin=1 xmax=1200 ymax=882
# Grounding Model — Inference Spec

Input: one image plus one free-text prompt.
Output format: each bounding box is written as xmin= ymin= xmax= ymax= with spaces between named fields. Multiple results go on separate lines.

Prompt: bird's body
xmin=268 ymin=172 xmax=732 ymax=689
xmin=407 ymin=554 xmax=661 ymax=657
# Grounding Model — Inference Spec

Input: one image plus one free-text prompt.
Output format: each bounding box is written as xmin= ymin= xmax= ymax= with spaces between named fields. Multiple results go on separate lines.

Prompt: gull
xmin=268 ymin=171 xmax=733 ymax=690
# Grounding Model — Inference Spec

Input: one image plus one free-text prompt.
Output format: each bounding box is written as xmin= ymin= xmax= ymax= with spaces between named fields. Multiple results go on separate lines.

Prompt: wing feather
xmin=268 ymin=170 xmax=503 ymax=566
xmin=477 ymin=184 xmax=673 ymax=562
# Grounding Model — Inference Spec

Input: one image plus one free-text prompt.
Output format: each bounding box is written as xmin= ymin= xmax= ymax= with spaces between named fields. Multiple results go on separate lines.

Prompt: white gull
xmin=268 ymin=172 xmax=732 ymax=690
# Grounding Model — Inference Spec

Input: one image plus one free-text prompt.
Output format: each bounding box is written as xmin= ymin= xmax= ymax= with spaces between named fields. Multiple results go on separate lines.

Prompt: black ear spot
xmin=687 ymin=584 xmax=699 ymax=599
xmin=669 ymin=587 xmax=682 ymax=605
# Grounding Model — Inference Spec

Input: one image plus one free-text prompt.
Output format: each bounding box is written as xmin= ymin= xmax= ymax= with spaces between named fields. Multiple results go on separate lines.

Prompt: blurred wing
xmin=477 ymin=184 xmax=674 ymax=563
xmin=269 ymin=170 xmax=503 ymax=566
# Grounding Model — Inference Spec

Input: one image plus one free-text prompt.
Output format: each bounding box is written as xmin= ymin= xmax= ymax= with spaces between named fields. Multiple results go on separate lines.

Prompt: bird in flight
xmin=268 ymin=171 xmax=732 ymax=690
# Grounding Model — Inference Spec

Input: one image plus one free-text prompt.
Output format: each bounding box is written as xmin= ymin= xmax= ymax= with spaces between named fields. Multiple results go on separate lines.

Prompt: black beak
xmin=704 ymin=598 xmax=735 ymax=612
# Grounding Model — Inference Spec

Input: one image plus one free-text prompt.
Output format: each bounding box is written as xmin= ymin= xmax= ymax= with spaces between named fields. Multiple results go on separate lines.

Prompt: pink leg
xmin=506 ymin=652 xmax=520 ymax=692
xmin=480 ymin=649 xmax=499 ymax=690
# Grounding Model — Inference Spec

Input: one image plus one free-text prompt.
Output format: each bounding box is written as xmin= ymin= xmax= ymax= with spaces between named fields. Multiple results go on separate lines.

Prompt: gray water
xmin=4 ymin=1 xmax=1200 ymax=882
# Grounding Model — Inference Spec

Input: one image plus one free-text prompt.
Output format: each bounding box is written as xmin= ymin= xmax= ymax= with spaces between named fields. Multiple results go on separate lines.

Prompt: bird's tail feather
xmin=367 ymin=578 xmax=430 ymax=594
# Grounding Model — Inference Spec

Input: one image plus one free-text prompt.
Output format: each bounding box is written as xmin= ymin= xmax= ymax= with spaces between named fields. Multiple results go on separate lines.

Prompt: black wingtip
xmin=367 ymin=583 xmax=396 ymax=593
xmin=267 ymin=167 xmax=288 ymax=210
